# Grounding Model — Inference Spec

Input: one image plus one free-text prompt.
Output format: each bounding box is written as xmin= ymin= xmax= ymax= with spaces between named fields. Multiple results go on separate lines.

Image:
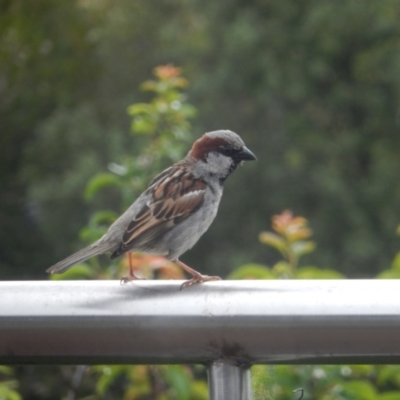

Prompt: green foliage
xmin=48 ymin=66 xmax=208 ymax=399
xmin=48 ymin=264 xmax=92 ymax=280
xmin=87 ymin=65 xmax=195 ymax=214
xmin=228 ymin=263 xmax=276 ymax=280
xmin=0 ymin=366 xmax=21 ymax=400
xmin=377 ymin=228 xmax=400 ymax=279
xmin=253 ymin=364 xmax=400 ymax=400
xmin=171 ymin=0 xmax=400 ymax=276
xmin=3 ymin=1 xmax=400 ymax=398
xmin=84 ymin=173 xmax=123 ymax=201
xmin=6 ymin=0 xmax=400 ymax=280
xmin=248 ymin=213 xmax=400 ymax=400
xmin=259 ymin=210 xmax=316 ymax=276
xmin=237 ymin=210 xmax=344 ymax=280
xmin=0 ymin=0 xmax=100 ymax=278
xmin=50 ymin=65 xmax=196 ymax=282
xmin=90 ymin=365 xmax=208 ymax=400
xmin=3 ymin=0 xmax=400 ymax=280
xmin=296 ymin=266 xmax=344 ymax=280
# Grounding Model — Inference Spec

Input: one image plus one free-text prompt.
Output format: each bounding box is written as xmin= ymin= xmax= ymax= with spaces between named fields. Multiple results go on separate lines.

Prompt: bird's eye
xmin=219 ymin=146 xmax=238 ymax=157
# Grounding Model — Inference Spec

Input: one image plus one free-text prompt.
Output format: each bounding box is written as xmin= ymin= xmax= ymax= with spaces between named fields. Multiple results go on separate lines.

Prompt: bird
xmin=46 ymin=129 xmax=256 ymax=288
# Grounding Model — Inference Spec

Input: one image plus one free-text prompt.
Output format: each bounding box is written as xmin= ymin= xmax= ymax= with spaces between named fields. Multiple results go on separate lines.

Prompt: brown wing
xmin=111 ymin=166 xmax=207 ymax=259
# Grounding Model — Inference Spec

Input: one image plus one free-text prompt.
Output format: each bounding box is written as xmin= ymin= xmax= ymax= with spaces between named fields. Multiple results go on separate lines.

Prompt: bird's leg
xmin=175 ymin=260 xmax=221 ymax=289
xmin=120 ymin=253 xmax=147 ymax=284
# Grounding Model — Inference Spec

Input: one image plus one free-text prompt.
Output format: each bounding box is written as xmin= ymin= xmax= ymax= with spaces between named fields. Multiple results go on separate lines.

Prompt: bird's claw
xmin=180 ymin=275 xmax=221 ymax=290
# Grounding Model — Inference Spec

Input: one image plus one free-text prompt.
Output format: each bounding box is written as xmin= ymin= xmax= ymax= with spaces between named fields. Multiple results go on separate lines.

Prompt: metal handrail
xmin=1 ymin=279 xmax=400 ymax=399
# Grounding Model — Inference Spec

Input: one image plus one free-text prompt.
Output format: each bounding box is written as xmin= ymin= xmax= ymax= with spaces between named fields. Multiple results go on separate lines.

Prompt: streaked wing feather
xmin=111 ymin=166 xmax=206 ymax=258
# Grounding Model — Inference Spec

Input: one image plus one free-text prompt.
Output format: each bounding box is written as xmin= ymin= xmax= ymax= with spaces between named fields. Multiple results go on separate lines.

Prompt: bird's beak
xmin=236 ymin=146 xmax=257 ymax=161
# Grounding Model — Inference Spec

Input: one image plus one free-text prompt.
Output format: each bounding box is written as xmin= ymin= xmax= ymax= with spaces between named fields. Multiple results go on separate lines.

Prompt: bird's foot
xmin=120 ymin=274 xmax=147 ymax=285
xmin=174 ymin=259 xmax=221 ymax=290
xmin=121 ymin=253 xmax=147 ymax=284
xmin=180 ymin=274 xmax=221 ymax=290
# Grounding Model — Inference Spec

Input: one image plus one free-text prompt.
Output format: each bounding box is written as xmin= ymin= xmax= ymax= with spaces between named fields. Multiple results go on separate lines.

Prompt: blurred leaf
xmin=272 ymin=210 xmax=312 ymax=241
xmin=189 ymin=381 xmax=209 ymax=400
xmin=164 ymin=366 xmax=191 ymax=400
xmin=378 ymin=392 xmax=400 ymax=400
xmin=251 ymin=365 xmax=272 ymax=400
xmin=340 ymin=380 xmax=376 ymax=400
xmin=154 ymin=65 xmax=182 ymax=80
xmin=93 ymin=365 xmax=127 ymax=395
xmin=127 ymin=103 xmax=154 ymax=116
xmin=180 ymin=104 xmax=198 ymax=119
xmin=391 ymin=253 xmax=400 ymax=270
xmin=259 ymin=232 xmax=286 ymax=252
xmin=0 ymin=366 xmax=13 ymax=375
xmin=0 ymin=384 xmax=21 ymax=400
xmin=140 ymin=80 xmax=158 ymax=92
xmin=376 ymin=270 xmax=400 ymax=279
xmin=228 ymin=264 xmax=276 ymax=279
xmin=85 ymin=173 xmax=122 ymax=200
xmin=79 ymin=226 xmax=107 ymax=244
xmin=296 ymin=266 xmax=345 ymax=279
xmin=79 ymin=211 xmax=118 ymax=243
xmin=287 ymin=228 xmax=313 ymax=242
xmin=131 ymin=116 xmax=157 ymax=134
xmin=49 ymin=264 xmax=92 ymax=280
xmin=89 ymin=211 xmax=119 ymax=225
xmin=350 ymin=365 xmax=375 ymax=376
xmin=378 ymin=366 xmax=400 ymax=386
xmin=272 ymin=261 xmax=293 ymax=278
xmin=291 ymin=240 xmax=316 ymax=257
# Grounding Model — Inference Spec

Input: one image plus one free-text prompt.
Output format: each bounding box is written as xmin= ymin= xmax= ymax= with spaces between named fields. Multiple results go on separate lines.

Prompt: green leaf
xmin=376 ymin=269 xmax=400 ymax=279
xmin=89 ymin=210 xmax=118 ymax=225
xmin=296 ymin=266 xmax=345 ymax=279
xmin=378 ymin=393 xmax=400 ymax=400
xmin=140 ymin=80 xmax=158 ymax=92
xmin=377 ymin=366 xmax=400 ymax=386
xmin=180 ymin=104 xmax=197 ymax=118
xmin=0 ymin=383 xmax=21 ymax=400
xmin=259 ymin=232 xmax=286 ymax=252
xmin=189 ymin=381 xmax=208 ymax=400
xmin=251 ymin=365 xmax=272 ymax=400
xmin=85 ymin=173 xmax=122 ymax=200
xmin=79 ymin=226 xmax=107 ymax=244
xmin=164 ymin=366 xmax=191 ymax=400
xmin=49 ymin=264 xmax=93 ymax=280
xmin=291 ymin=240 xmax=316 ymax=257
xmin=79 ymin=211 xmax=117 ymax=243
xmin=228 ymin=264 xmax=276 ymax=280
xmin=0 ymin=366 xmax=13 ymax=375
xmin=340 ymin=380 xmax=376 ymax=400
xmin=272 ymin=261 xmax=293 ymax=277
xmin=127 ymin=103 xmax=153 ymax=116
xmin=349 ymin=365 xmax=375 ymax=376
xmin=391 ymin=253 xmax=400 ymax=270
xmin=94 ymin=365 xmax=127 ymax=395
xmin=131 ymin=116 xmax=157 ymax=134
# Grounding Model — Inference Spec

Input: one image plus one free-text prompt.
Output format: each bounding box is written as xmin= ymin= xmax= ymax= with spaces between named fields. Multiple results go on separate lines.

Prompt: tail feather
xmin=46 ymin=241 xmax=114 ymax=274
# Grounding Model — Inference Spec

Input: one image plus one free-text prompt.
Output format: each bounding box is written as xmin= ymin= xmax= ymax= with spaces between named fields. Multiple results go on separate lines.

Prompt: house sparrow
xmin=46 ymin=130 xmax=256 ymax=288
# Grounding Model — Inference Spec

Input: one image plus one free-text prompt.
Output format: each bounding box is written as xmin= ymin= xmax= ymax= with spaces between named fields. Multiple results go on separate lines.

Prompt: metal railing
xmin=1 ymin=280 xmax=400 ymax=399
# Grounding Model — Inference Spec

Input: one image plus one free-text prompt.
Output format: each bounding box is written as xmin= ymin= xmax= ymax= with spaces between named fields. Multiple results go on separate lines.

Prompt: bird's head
xmin=188 ymin=129 xmax=256 ymax=183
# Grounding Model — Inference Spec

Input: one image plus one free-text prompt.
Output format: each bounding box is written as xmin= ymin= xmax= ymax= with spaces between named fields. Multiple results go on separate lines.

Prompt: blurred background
xmin=3 ymin=1 xmax=400 ymax=399
xmin=2 ymin=0 xmax=400 ymax=280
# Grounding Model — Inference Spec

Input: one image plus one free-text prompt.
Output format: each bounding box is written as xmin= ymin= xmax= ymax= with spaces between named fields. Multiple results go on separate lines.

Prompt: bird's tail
xmin=46 ymin=241 xmax=114 ymax=274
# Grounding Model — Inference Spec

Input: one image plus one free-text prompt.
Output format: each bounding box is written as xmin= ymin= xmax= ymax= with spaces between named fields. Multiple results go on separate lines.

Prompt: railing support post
xmin=208 ymin=361 xmax=251 ymax=400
